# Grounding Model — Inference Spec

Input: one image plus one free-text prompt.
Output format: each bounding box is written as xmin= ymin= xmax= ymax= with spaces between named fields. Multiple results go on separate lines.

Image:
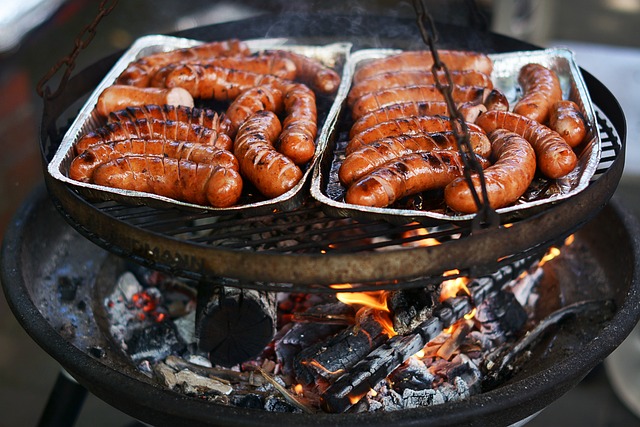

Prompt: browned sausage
xmin=265 ymin=49 xmax=342 ymax=95
xmin=513 ymin=63 xmax=562 ymax=123
xmin=347 ymin=115 xmax=485 ymax=155
xmin=95 ymin=85 xmax=194 ymax=117
xmin=92 ymin=155 xmax=243 ymax=208
xmin=353 ymin=50 xmax=493 ymax=83
xmin=348 ymin=69 xmax=493 ymax=107
xmin=75 ymin=118 xmax=232 ymax=154
xmin=69 ymin=139 xmax=238 ymax=183
xmin=351 ymin=84 xmax=488 ymax=120
xmin=225 ymin=85 xmax=284 ymax=137
xmin=116 ymin=39 xmax=251 ymax=87
xmin=338 ymin=131 xmax=491 ymax=186
xmin=149 ymin=53 xmax=297 ymax=87
xmin=276 ymin=82 xmax=318 ymax=165
xmin=234 ymin=110 xmax=303 ymax=198
xmin=350 ymin=101 xmax=451 ymax=138
xmin=475 ymin=110 xmax=577 ymax=179
xmin=444 ymin=129 xmax=536 ymax=213
xmin=548 ymin=100 xmax=587 ymax=147
xmin=344 ymin=150 xmax=490 ymax=208
xmin=483 ymin=88 xmax=509 ymax=112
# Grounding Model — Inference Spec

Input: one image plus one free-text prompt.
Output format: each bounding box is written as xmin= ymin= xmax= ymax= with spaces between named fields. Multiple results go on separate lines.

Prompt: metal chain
xmin=411 ymin=0 xmax=499 ymax=230
xmin=36 ymin=0 xmax=120 ymax=100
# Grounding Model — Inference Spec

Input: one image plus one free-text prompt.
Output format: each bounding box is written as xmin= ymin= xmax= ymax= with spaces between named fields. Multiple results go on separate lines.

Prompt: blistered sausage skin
xmin=92 ymin=156 xmax=243 ymax=208
xmin=149 ymin=54 xmax=297 ymax=87
xmin=69 ymin=139 xmax=238 ymax=183
xmin=225 ymin=85 xmax=284 ymax=137
xmin=338 ymin=131 xmax=491 ymax=186
xmin=548 ymin=100 xmax=587 ymax=147
xmin=351 ymin=85 xmax=487 ymax=120
xmin=348 ymin=69 xmax=493 ymax=107
xmin=347 ymin=115 xmax=485 ymax=155
xmin=234 ymin=111 xmax=303 ymax=198
xmin=265 ymin=49 xmax=342 ymax=95
xmin=276 ymin=82 xmax=318 ymax=165
xmin=444 ymin=129 xmax=536 ymax=213
xmin=96 ymin=85 xmax=194 ymax=118
xmin=353 ymin=50 xmax=494 ymax=83
xmin=513 ymin=63 xmax=562 ymax=123
xmin=475 ymin=110 xmax=577 ymax=179
xmin=344 ymin=150 xmax=490 ymax=208
xmin=115 ymin=39 xmax=251 ymax=87
xmin=75 ymin=118 xmax=232 ymax=154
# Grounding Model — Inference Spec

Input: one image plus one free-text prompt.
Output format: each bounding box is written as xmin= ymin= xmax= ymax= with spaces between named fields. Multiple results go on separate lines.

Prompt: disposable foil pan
xmin=47 ymin=35 xmax=351 ymax=214
xmin=310 ymin=47 xmax=601 ymax=224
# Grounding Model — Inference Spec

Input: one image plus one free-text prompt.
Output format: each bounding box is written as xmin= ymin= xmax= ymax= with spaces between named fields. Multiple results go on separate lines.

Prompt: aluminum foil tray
xmin=310 ymin=47 xmax=601 ymax=225
xmin=48 ymin=35 xmax=351 ymax=214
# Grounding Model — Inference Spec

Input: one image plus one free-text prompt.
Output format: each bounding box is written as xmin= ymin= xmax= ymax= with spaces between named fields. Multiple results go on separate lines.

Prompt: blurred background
xmin=1 ymin=0 xmax=639 ymax=425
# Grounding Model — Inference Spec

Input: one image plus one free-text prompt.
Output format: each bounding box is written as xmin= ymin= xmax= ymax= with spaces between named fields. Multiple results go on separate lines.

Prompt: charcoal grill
xmin=2 ymin=11 xmax=638 ymax=427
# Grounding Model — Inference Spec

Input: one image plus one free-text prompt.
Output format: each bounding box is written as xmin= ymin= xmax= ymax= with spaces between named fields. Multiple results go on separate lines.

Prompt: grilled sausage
xmin=344 ymin=150 xmax=490 ymax=208
xmin=96 ymin=85 xmax=194 ymax=118
xmin=353 ymin=50 xmax=493 ymax=83
xmin=234 ymin=111 xmax=303 ymax=198
xmin=347 ymin=115 xmax=485 ymax=155
xmin=116 ymin=39 xmax=251 ymax=87
xmin=347 ymin=69 xmax=493 ymax=107
xmin=483 ymin=88 xmax=509 ymax=112
xmin=225 ymin=85 xmax=284 ymax=137
xmin=69 ymin=139 xmax=238 ymax=183
xmin=475 ymin=110 xmax=577 ymax=179
xmin=92 ymin=155 xmax=243 ymax=208
xmin=338 ymin=131 xmax=491 ymax=186
xmin=351 ymin=84 xmax=487 ymax=120
xmin=150 ymin=53 xmax=297 ymax=87
xmin=265 ymin=49 xmax=342 ymax=95
xmin=75 ymin=118 xmax=232 ymax=154
xmin=444 ymin=129 xmax=536 ymax=213
xmin=513 ymin=63 xmax=562 ymax=123
xmin=548 ymin=100 xmax=587 ymax=147
xmin=349 ymin=101 xmax=450 ymax=138
xmin=276 ymin=82 xmax=318 ymax=165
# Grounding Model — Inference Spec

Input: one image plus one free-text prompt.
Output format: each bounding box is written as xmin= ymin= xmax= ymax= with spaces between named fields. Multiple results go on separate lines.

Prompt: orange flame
xmin=403 ymin=225 xmax=442 ymax=247
xmin=336 ymin=290 xmax=389 ymax=312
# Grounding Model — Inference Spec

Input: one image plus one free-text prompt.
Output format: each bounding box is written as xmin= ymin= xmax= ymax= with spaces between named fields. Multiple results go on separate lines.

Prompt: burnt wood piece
xmin=196 ymin=282 xmax=277 ymax=367
xmin=294 ymin=308 xmax=391 ymax=386
xmin=475 ymin=290 xmax=528 ymax=344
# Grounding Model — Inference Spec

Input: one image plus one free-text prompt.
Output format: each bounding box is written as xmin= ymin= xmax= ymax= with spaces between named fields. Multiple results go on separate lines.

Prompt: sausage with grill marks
xmin=353 ymin=50 xmax=493 ymax=83
xmin=92 ymin=155 xmax=243 ymax=208
xmin=234 ymin=110 xmax=303 ymax=198
xmin=265 ymin=49 xmax=342 ymax=95
xmin=475 ymin=110 xmax=577 ymax=179
xmin=347 ymin=115 xmax=485 ymax=155
xmin=96 ymin=85 xmax=194 ymax=118
xmin=69 ymin=139 xmax=238 ymax=183
xmin=344 ymin=150 xmax=490 ymax=208
xmin=338 ymin=131 xmax=491 ymax=186
xmin=444 ymin=129 xmax=536 ymax=213
xmin=276 ymin=82 xmax=317 ymax=165
xmin=513 ymin=63 xmax=562 ymax=123
xmin=483 ymin=88 xmax=509 ymax=112
xmin=115 ymin=39 xmax=251 ymax=87
xmin=548 ymin=100 xmax=587 ymax=147
xmin=225 ymin=85 xmax=284 ymax=137
xmin=351 ymin=84 xmax=488 ymax=120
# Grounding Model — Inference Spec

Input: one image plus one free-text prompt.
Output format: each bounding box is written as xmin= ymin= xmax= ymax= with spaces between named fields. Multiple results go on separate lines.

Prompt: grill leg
xmin=37 ymin=369 xmax=87 ymax=427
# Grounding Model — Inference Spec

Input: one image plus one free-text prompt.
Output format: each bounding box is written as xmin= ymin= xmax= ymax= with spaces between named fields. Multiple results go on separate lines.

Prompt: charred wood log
xmin=196 ymin=281 xmax=277 ymax=367
xmin=294 ymin=308 xmax=391 ymax=386
xmin=388 ymin=287 xmax=438 ymax=335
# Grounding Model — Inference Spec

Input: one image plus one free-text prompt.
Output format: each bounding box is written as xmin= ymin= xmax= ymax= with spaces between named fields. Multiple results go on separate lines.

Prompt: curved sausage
xmin=513 ymin=63 xmax=562 ymax=123
xmin=347 ymin=115 xmax=485 ymax=155
xmin=96 ymin=85 xmax=194 ymax=117
xmin=353 ymin=50 xmax=493 ymax=83
xmin=116 ymin=39 xmax=251 ymax=87
xmin=344 ymin=150 xmax=490 ymax=208
xmin=444 ymin=129 xmax=536 ymax=213
xmin=483 ymin=88 xmax=509 ymax=112
xmin=338 ymin=131 xmax=491 ymax=186
xmin=75 ymin=118 xmax=232 ymax=154
xmin=265 ymin=49 xmax=342 ymax=95
xmin=234 ymin=111 xmax=303 ymax=198
xmin=92 ymin=156 xmax=243 ymax=208
xmin=225 ymin=85 xmax=284 ymax=137
xmin=475 ymin=110 xmax=577 ymax=179
xmin=69 ymin=139 xmax=238 ymax=183
xmin=351 ymin=84 xmax=487 ymax=120
xmin=348 ymin=69 xmax=493 ymax=107
xmin=150 ymin=53 xmax=297 ymax=87
xmin=548 ymin=100 xmax=587 ymax=147
xmin=276 ymin=82 xmax=318 ymax=165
